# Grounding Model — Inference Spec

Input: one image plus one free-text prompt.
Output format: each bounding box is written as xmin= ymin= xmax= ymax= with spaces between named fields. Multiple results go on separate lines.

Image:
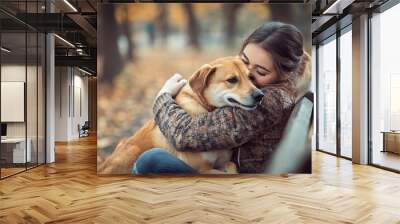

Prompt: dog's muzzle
xmin=251 ymin=90 xmax=265 ymax=103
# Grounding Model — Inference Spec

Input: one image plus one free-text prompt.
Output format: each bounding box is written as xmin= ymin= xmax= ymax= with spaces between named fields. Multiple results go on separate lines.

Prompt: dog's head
xmin=189 ymin=56 xmax=264 ymax=110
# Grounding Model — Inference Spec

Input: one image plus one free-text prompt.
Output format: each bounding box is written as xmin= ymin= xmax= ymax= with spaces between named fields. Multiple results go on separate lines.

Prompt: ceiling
xmin=0 ymin=0 xmax=97 ymax=74
xmin=0 ymin=0 xmax=392 ymax=74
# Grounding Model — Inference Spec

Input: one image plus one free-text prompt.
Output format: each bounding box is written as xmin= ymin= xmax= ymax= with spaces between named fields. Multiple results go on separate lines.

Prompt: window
xmin=370 ymin=2 xmax=400 ymax=171
xmin=317 ymin=36 xmax=337 ymax=154
xmin=0 ymin=2 xmax=47 ymax=179
xmin=339 ymin=28 xmax=352 ymax=158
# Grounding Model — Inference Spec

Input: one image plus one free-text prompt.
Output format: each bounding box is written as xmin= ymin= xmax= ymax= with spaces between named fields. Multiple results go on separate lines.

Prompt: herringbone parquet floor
xmin=0 ymin=135 xmax=399 ymax=224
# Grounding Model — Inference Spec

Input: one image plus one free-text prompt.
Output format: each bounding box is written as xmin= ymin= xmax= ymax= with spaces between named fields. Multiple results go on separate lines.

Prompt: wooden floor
xmin=0 ymin=135 xmax=400 ymax=223
xmin=1 ymin=163 xmax=43 ymax=178
xmin=1 ymin=167 xmax=26 ymax=178
xmin=372 ymin=150 xmax=400 ymax=171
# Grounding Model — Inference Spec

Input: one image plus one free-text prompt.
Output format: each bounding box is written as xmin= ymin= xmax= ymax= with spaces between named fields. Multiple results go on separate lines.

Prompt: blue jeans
xmin=132 ymin=148 xmax=198 ymax=174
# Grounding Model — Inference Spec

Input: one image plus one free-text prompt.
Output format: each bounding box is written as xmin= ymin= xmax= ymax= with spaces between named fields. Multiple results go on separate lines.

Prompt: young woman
xmin=134 ymin=21 xmax=310 ymax=174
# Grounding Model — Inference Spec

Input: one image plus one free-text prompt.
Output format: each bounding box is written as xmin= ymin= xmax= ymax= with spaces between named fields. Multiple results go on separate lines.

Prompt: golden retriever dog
xmin=98 ymin=56 xmax=264 ymax=174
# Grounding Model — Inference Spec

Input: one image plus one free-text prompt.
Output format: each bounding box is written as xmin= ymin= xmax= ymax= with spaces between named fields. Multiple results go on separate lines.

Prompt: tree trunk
xmin=99 ymin=4 xmax=124 ymax=84
xmin=224 ymin=4 xmax=241 ymax=48
xmin=121 ymin=8 xmax=134 ymax=62
xmin=183 ymin=3 xmax=200 ymax=50
xmin=156 ymin=4 xmax=169 ymax=45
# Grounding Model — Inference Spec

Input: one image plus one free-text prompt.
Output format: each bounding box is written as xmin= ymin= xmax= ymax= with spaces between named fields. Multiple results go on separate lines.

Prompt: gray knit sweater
xmin=153 ymin=85 xmax=296 ymax=173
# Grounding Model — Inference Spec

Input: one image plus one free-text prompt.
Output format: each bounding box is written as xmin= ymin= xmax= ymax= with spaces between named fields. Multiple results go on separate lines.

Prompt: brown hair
xmin=240 ymin=22 xmax=308 ymax=96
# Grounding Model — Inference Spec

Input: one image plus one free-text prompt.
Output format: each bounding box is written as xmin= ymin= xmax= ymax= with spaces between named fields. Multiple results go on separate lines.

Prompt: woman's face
xmin=240 ymin=43 xmax=283 ymax=88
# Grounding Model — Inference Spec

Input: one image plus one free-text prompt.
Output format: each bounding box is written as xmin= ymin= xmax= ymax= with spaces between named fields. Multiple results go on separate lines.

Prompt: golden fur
xmin=98 ymin=56 xmax=261 ymax=174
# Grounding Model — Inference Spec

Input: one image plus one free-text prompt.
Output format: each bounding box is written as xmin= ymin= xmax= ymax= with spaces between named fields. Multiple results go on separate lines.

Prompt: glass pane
xmin=340 ymin=29 xmax=352 ymax=158
xmin=317 ymin=37 xmax=337 ymax=154
xmin=1 ymin=30 xmax=27 ymax=177
xmin=371 ymin=4 xmax=400 ymax=171
xmin=0 ymin=1 xmax=46 ymax=178
xmin=27 ymin=31 xmax=38 ymax=169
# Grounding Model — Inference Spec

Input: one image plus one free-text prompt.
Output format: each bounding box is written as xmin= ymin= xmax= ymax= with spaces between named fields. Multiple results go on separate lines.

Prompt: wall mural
xmin=97 ymin=3 xmax=312 ymax=175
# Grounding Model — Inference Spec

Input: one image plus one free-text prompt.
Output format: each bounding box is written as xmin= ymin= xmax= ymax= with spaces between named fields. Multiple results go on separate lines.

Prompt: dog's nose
xmin=251 ymin=90 xmax=265 ymax=102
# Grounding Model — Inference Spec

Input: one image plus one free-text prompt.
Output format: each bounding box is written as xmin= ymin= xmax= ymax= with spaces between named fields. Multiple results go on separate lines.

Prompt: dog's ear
xmin=189 ymin=64 xmax=217 ymax=97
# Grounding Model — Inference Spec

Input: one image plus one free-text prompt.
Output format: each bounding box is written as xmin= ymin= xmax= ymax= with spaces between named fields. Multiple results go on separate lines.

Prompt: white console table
xmin=1 ymin=138 xmax=32 ymax=163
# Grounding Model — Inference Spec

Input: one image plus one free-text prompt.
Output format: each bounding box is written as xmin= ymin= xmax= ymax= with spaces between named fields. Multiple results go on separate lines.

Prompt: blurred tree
xmin=267 ymin=5 xmax=311 ymax=52
xmin=99 ymin=4 xmax=124 ymax=84
xmin=183 ymin=3 xmax=200 ymax=49
xmin=156 ymin=4 xmax=169 ymax=45
xmin=145 ymin=22 xmax=156 ymax=46
xmin=223 ymin=4 xmax=242 ymax=48
xmin=121 ymin=7 xmax=135 ymax=61
xmin=268 ymin=5 xmax=302 ymax=25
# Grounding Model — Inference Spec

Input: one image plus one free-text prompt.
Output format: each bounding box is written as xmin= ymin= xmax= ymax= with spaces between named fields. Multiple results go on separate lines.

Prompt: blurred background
xmin=97 ymin=3 xmax=311 ymax=158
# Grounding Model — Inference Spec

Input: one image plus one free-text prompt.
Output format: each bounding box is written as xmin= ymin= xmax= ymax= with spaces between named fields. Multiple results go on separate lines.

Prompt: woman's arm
xmin=153 ymin=87 xmax=293 ymax=152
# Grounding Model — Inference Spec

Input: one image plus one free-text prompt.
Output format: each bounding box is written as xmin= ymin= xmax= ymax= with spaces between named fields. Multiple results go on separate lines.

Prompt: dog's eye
xmin=227 ymin=77 xmax=239 ymax=84
xmin=249 ymin=75 xmax=255 ymax=81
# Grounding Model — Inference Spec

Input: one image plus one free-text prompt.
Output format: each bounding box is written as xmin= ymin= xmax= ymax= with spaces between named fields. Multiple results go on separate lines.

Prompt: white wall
xmin=55 ymin=67 xmax=69 ymax=141
xmin=72 ymin=72 xmax=89 ymax=138
xmin=1 ymin=63 xmax=46 ymax=164
xmin=1 ymin=65 xmax=26 ymax=136
xmin=1 ymin=65 xmax=36 ymax=138
xmin=54 ymin=67 xmax=89 ymax=141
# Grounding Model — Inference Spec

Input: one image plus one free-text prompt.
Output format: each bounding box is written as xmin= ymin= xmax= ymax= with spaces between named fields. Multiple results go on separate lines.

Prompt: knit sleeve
xmin=153 ymin=87 xmax=293 ymax=152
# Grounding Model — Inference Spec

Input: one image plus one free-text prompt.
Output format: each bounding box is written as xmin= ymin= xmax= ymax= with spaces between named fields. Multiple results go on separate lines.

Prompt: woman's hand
xmin=157 ymin=73 xmax=187 ymax=98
